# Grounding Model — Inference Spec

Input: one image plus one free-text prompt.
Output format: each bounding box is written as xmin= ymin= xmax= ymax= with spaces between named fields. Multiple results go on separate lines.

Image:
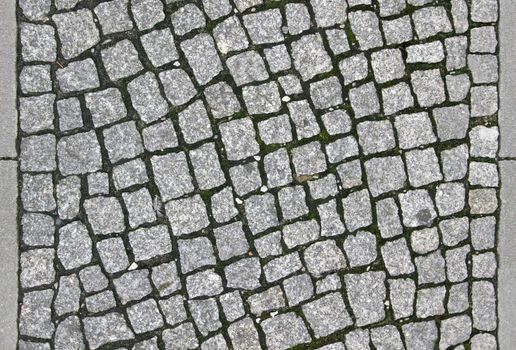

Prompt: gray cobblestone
xmin=15 ymin=0 xmax=501 ymax=347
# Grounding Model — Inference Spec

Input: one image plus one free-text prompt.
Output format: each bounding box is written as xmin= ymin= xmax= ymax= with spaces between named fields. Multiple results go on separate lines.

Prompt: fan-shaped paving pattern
xmin=17 ymin=0 xmax=499 ymax=348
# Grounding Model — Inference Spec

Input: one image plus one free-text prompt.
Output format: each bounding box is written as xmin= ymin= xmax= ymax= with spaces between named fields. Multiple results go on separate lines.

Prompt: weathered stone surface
xmin=15 ymin=1 xmax=500 ymax=347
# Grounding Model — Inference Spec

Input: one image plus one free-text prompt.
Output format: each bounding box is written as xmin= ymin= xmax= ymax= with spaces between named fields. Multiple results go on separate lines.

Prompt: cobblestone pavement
xmin=17 ymin=0 xmax=500 ymax=349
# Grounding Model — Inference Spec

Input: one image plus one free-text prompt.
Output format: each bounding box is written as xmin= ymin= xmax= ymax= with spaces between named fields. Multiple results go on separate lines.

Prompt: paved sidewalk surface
xmin=15 ymin=0 xmax=500 ymax=349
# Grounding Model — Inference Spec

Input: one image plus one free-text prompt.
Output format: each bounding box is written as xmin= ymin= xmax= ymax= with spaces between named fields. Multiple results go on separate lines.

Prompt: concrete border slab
xmin=0 ymin=0 xmax=17 ymax=158
xmin=499 ymin=0 xmax=516 ymax=348
xmin=0 ymin=0 xmax=17 ymax=348
xmin=0 ymin=161 xmax=18 ymax=349
xmin=499 ymin=161 xmax=516 ymax=349
xmin=500 ymin=0 xmax=516 ymax=157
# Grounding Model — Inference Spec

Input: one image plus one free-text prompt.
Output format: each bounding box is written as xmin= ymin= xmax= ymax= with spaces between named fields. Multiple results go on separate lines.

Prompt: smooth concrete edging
xmin=0 ymin=0 xmax=18 ymax=348
xmin=0 ymin=0 xmax=17 ymax=158
xmin=499 ymin=161 xmax=516 ymax=349
xmin=500 ymin=0 xmax=516 ymax=157
xmin=0 ymin=161 xmax=18 ymax=350
xmin=499 ymin=0 xmax=516 ymax=348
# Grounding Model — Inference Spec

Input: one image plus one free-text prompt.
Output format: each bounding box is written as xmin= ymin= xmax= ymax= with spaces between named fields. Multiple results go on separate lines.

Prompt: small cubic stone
xmin=126 ymin=299 xmax=164 ymax=334
xmin=159 ymin=295 xmax=187 ymax=326
xmin=165 ymin=195 xmax=209 ymax=236
xmin=141 ymin=28 xmax=178 ymax=67
xmin=53 ymin=9 xmax=100 ymax=59
xmin=411 ymin=69 xmax=446 ymax=107
xmin=342 ymin=189 xmax=372 ymax=232
xmin=243 ymin=9 xmax=283 ymax=44
xmin=128 ymin=72 xmax=169 ymax=124
xmin=243 ymin=81 xmax=281 ymax=115
xmin=20 ymin=134 xmax=56 ymax=172
xmin=20 ymin=65 xmax=52 ymax=93
xmin=344 ymin=231 xmax=377 ymax=267
xmin=189 ymin=298 xmax=222 ymax=336
xmin=19 ymin=94 xmax=55 ymax=133
xmin=303 ymin=293 xmax=353 ymax=338
xmin=56 ymin=58 xmax=100 ymax=93
xmin=102 ymin=40 xmax=143 ymax=81
xmin=190 ymin=142 xmax=225 ymax=190
xmin=142 ymin=120 xmax=178 ymax=152
xmin=412 ymin=6 xmax=452 ymax=39
xmin=230 ymin=162 xmax=261 ymax=196
xmin=304 ymin=239 xmax=346 ymax=276
xmin=57 ymin=221 xmax=92 ymax=270
xmin=382 ymin=82 xmax=414 ymax=115
xmin=213 ymin=16 xmax=249 ymax=54
xmin=310 ymin=77 xmax=343 ymax=109
xmin=178 ymin=236 xmax=215 ymax=273
xmin=416 ymin=251 xmax=446 ymax=285
xmin=112 ymin=158 xmax=149 ymax=190
xmin=162 ymin=323 xmax=199 ymax=350
xmin=79 ymin=265 xmax=109 ymax=293
xmin=365 ymin=156 xmax=406 ymax=197
xmin=349 ymin=10 xmax=383 ymax=50
xmin=171 ymin=4 xmax=205 ymax=36
xmin=82 ymin=313 xmax=135 ymax=349
xmin=292 ymin=142 xmax=327 ymax=176
xmin=258 ymin=115 xmax=293 ymax=145
xmin=288 ymin=100 xmax=320 ymax=140
xmin=261 ymin=313 xmax=312 ymax=349
xmin=210 ymin=187 xmax=238 ymax=224
xmin=255 ymin=231 xmax=283 ymax=258
xmin=383 ymin=16 xmax=413 ymax=45
xmin=371 ymin=48 xmax=405 ymax=83
xmin=405 ymin=148 xmax=442 ymax=187
xmin=131 ymin=0 xmax=165 ymax=31
xmin=286 ymin=3 xmax=310 ymax=35
xmin=225 ymin=257 xmax=262 ymax=290
xmin=21 ymin=174 xmax=56 ymax=212
xmin=345 ymin=273 xmax=387 ymax=326
xmin=204 ymin=82 xmax=241 ymax=118
xmin=395 ymin=112 xmax=436 ymax=150
xmin=152 ymin=261 xmax=181 ymax=297
xmin=159 ymin=69 xmax=197 ymax=107
xmin=84 ymin=196 xmax=125 ymax=235
xmin=398 ymin=189 xmax=437 ymax=228
xmin=113 ymin=270 xmax=152 ymax=304
xmin=103 ymin=121 xmax=144 ymax=163
xmin=339 ymin=53 xmax=369 ymax=85
xmin=214 ymin=222 xmax=249 ymax=261
xmin=311 ymin=0 xmax=347 ymax=27
xmin=291 ymin=33 xmax=332 ymax=80
xmin=97 ymin=237 xmax=129 ymax=274
xmin=416 ymin=286 xmax=446 ymax=318
xmin=279 ymin=186 xmax=309 ymax=220
xmin=57 ymin=98 xmax=83 ymax=132
xmin=151 ymin=152 xmax=193 ymax=201
xmin=349 ymin=82 xmax=380 ymax=118
xmin=21 ymin=249 xmax=55 ymax=288
xmin=85 ymin=88 xmax=126 ymax=128
xmin=228 ymin=51 xmax=268 ymax=88
xmin=179 ymin=100 xmax=213 ymax=144
xmin=220 ymin=117 xmax=260 ymax=161
xmin=264 ymin=148 xmax=292 ymax=188
xmin=283 ymin=274 xmax=314 ymax=306
xmin=20 ymin=23 xmax=56 ymax=62
xmin=181 ymin=34 xmax=223 ymax=85
xmin=94 ymin=0 xmax=133 ymax=35
xmin=326 ymin=29 xmax=350 ymax=55
xmin=381 ymin=238 xmax=415 ymax=276
xmin=129 ymin=225 xmax=172 ymax=262
xmin=264 ymin=45 xmax=291 ymax=73
xmin=58 ymin=131 xmax=102 ymax=175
